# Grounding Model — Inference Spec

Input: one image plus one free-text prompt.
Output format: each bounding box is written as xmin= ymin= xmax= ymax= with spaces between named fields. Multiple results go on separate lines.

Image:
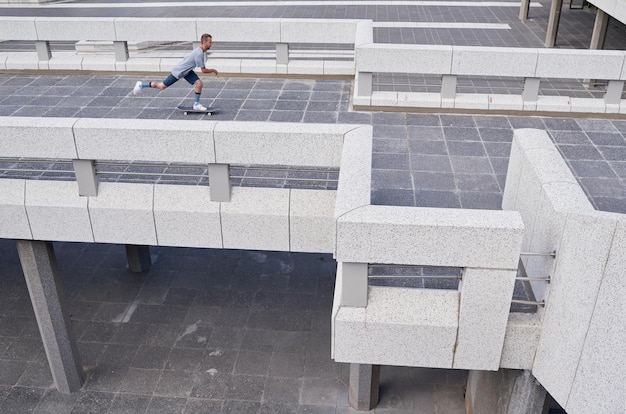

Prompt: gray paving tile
xmin=145 ymin=396 xmax=186 ymax=414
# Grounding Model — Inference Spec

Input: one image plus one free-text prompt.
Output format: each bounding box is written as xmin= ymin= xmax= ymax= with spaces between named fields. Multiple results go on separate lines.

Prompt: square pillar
xmin=72 ymin=159 xmax=98 ymax=197
xmin=522 ymin=78 xmax=541 ymax=103
xmin=590 ymin=9 xmax=610 ymax=50
xmin=276 ymin=43 xmax=289 ymax=65
xmin=208 ymin=164 xmax=231 ymax=202
xmin=340 ymin=262 xmax=368 ymax=307
xmin=357 ymin=72 xmax=373 ymax=97
xmin=35 ymin=41 xmax=51 ymax=61
xmin=604 ymin=80 xmax=624 ymax=105
xmin=545 ymin=0 xmax=563 ymax=47
xmin=125 ymin=245 xmax=151 ymax=273
xmin=113 ymin=41 xmax=129 ymax=62
xmin=441 ymin=75 xmax=457 ymax=100
xmin=465 ymin=369 xmax=548 ymax=414
xmin=16 ymin=240 xmax=85 ymax=394
xmin=349 ymin=363 xmax=380 ymax=411
xmin=519 ymin=0 xmax=531 ymax=20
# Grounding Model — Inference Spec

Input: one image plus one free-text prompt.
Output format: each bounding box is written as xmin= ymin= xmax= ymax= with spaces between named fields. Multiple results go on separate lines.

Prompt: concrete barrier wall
xmin=0 ymin=117 xmax=368 ymax=253
xmin=502 ymin=129 xmax=626 ymax=414
xmin=354 ymin=44 xmax=626 ymax=114
xmin=0 ymin=17 xmax=366 ymax=75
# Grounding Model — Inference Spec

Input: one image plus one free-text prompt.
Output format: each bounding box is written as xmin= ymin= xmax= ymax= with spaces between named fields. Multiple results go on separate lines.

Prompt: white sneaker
xmin=133 ymin=81 xmax=142 ymax=95
xmin=193 ymin=103 xmax=207 ymax=111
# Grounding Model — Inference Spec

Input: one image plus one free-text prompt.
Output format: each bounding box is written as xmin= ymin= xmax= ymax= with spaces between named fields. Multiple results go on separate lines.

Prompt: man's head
xmin=200 ymin=33 xmax=213 ymax=51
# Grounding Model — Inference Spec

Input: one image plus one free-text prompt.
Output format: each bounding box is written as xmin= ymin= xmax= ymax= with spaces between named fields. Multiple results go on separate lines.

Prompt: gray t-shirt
xmin=170 ymin=47 xmax=205 ymax=79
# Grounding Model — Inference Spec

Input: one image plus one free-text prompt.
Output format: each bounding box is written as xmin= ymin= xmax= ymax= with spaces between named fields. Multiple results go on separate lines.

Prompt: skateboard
xmin=177 ymin=105 xmax=218 ymax=116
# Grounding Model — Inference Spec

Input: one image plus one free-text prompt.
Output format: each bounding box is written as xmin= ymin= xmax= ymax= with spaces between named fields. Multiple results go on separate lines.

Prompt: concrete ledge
xmin=500 ymin=313 xmax=542 ymax=370
xmin=281 ymin=19 xmax=358 ymax=44
xmin=336 ymin=205 xmax=524 ymax=269
xmin=0 ymin=117 xmax=78 ymax=159
xmin=453 ymin=268 xmax=517 ymax=370
xmin=451 ymin=46 xmax=538 ymax=78
xmin=334 ymin=282 xmax=459 ymax=368
xmin=356 ymin=44 xmax=452 ymax=74
xmin=114 ymin=18 xmax=197 ymax=42
xmin=0 ymin=179 xmax=32 ymax=240
xmin=198 ymin=18 xmax=281 ymax=43
xmin=25 ymin=180 xmax=93 ymax=242
xmin=153 ymin=185 xmax=222 ymax=249
xmin=213 ymin=122 xmax=349 ymax=167
xmin=35 ymin=17 xmax=116 ymax=41
xmin=334 ymin=126 xmax=372 ymax=222
xmin=221 ymin=187 xmax=290 ymax=251
xmin=290 ymin=189 xmax=336 ymax=253
xmin=535 ymin=48 xmax=625 ymax=80
xmin=73 ymin=118 xmax=217 ymax=163
xmin=88 ymin=182 xmax=157 ymax=245
xmin=398 ymin=92 xmax=441 ymax=108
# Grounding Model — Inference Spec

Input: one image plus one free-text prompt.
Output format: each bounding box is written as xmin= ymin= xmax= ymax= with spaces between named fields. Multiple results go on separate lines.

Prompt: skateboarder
xmin=133 ymin=33 xmax=218 ymax=111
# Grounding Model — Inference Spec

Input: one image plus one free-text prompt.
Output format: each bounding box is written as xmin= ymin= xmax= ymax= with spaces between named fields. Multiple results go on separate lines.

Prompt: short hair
xmin=201 ymin=33 xmax=212 ymax=42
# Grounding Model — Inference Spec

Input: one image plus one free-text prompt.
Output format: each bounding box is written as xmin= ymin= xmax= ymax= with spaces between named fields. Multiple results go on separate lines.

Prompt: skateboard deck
xmin=177 ymin=105 xmax=218 ymax=116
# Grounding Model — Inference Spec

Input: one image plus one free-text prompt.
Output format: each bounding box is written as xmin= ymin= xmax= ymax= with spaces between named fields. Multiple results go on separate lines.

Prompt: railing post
xmin=522 ymin=78 xmax=541 ymax=105
xmin=441 ymin=75 xmax=457 ymax=100
xmin=72 ymin=159 xmax=98 ymax=197
xmin=209 ymin=164 xmax=231 ymax=202
xmin=357 ymin=72 xmax=373 ymax=97
xmin=276 ymin=43 xmax=289 ymax=65
xmin=340 ymin=262 xmax=368 ymax=307
xmin=604 ymin=80 xmax=624 ymax=105
xmin=35 ymin=41 xmax=51 ymax=61
xmin=113 ymin=41 xmax=129 ymax=62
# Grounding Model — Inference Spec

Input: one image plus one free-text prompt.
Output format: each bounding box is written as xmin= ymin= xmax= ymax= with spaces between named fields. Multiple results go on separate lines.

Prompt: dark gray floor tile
xmin=190 ymin=371 xmax=230 ymax=399
xmin=300 ymin=377 xmax=338 ymax=406
xmin=586 ymin=132 xmax=626 ymax=146
xmin=478 ymin=127 xmax=514 ymax=142
xmin=107 ymin=394 xmax=150 ymax=414
xmin=543 ymin=117 xmax=582 ymax=131
xmin=459 ymin=192 xmax=504 ymax=210
xmin=145 ymin=396 xmax=187 ymax=414
xmin=557 ymin=144 xmax=604 ymax=161
xmin=414 ymin=190 xmax=461 ymax=208
xmin=0 ymin=386 xmax=46 ymax=414
xmin=184 ymin=398 xmax=224 ymax=414
xmin=450 ymin=156 xmax=495 ymax=174
xmin=264 ymin=377 xmax=302 ymax=404
xmin=446 ymin=141 xmax=486 ymax=157
xmin=0 ymin=360 xmax=27 ymax=385
xmin=443 ymin=127 xmax=480 ymax=142
xmin=154 ymin=371 xmax=194 ymax=398
xmin=413 ymin=171 xmax=456 ymax=191
xmin=472 ymin=115 xmax=511 ymax=129
xmin=33 ymin=390 xmax=80 ymax=414
xmin=567 ymin=160 xmax=618 ymax=178
xmin=234 ymin=350 xmax=272 ymax=376
xmin=223 ymin=400 xmax=261 ymax=414
xmin=269 ymin=111 xmax=304 ymax=122
xmin=371 ymin=169 xmax=413 ymax=190
xmin=70 ymin=391 xmax=115 ymax=414
xmin=119 ymin=368 xmax=160 ymax=395
xmin=228 ymin=374 xmax=265 ymax=401
xmin=408 ymin=140 xmax=448 ymax=155
xmin=576 ymin=118 xmax=618 ymax=132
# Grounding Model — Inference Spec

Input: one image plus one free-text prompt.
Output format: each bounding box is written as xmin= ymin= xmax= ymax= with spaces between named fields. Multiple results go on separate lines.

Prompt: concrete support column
xmin=441 ymin=75 xmax=457 ymax=100
xmin=125 ymin=245 xmax=151 ymax=273
xmin=209 ymin=164 xmax=231 ymax=202
xmin=35 ymin=41 xmax=51 ymax=61
xmin=604 ymin=80 xmax=624 ymax=105
xmin=545 ymin=0 xmax=563 ymax=47
xmin=522 ymin=78 xmax=541 ymax=104
xmin=465 ymin=369 xmax=548 ymax=414
xmin=276 ymin=43 xmax=289 ymax=65
xmin=519 ymin=0 xmax=531 ymax=20
xmin=340 ymin=262 xmax=368 ymax=307
xmin=349 ymin=363 xmax=380 ymax=411
xmin=590 ymin=9 xmax=610 ymax=50
xmin=16 ymin=240 xmax=85 ymax=394
xmin=72 ymin=159 xmax=98 ymax=197
xmin=357 ymin=72 xmax=373 ymax=97
xmin=113 ymin=41 xmax=129 ymax=62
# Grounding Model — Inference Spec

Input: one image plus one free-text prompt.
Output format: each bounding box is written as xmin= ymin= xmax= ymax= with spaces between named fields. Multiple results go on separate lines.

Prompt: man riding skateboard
xmin=133 ymin=33 xmax=218 ymax=111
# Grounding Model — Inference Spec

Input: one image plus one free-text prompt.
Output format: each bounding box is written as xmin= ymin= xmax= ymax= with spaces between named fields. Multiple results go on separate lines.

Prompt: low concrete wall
xmin=0 ymin=117 xmax=369 ymax=254
xmin=354 ymin=44 xmax=626 ymax=115
xmin=502 ymin=129 xmax=626 ymax=414
xmin=0 ymin=17 xmax=371 ymax=76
